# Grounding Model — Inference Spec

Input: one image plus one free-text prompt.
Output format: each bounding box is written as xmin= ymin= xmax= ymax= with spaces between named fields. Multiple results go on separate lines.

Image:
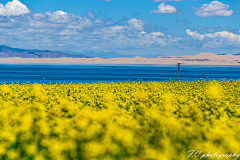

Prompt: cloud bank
xmin=0 ymin=0 xmax=239 ymax=55
xmin=185 ymin=29 xmax=240 ymax=48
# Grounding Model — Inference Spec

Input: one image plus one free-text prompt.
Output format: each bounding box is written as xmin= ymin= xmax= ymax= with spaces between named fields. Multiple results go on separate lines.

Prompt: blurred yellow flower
xmin=0 ymin=81 xmax=239 ymax=159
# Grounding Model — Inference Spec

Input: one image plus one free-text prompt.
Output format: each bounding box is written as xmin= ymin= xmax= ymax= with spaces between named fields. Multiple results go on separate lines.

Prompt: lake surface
xmin=0 ymin=64 xmax=239 ymax=84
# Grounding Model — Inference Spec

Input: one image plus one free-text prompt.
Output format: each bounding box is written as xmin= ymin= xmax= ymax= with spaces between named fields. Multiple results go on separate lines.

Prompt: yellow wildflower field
xmin=0 ymin=81 xmax=240 ymax=160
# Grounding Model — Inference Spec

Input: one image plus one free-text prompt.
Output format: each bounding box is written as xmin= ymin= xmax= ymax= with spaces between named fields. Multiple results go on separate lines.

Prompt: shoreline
xmin=0 ymin=63 xmax=239 ymax=67
xmin=0 ymin=53 xmax=240 ymax=66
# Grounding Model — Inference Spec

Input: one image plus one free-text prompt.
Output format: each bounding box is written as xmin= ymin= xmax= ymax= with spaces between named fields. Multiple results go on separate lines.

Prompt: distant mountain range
xmin=62 ymin=50 xmax=163 ymax=58
xmin=61 ymin=50 xmax=128 ymax=58
xmin=0 ymin=45 xmax=91 ymax=58
xmin=0 ymin=45 xmax=163 ymax=58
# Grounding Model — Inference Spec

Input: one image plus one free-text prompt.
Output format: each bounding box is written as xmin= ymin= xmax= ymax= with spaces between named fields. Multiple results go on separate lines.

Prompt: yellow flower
xmin=84 ymin=142 xmax=106 ymax=158
xmin=135 ymin=91 xmax=149 ymax=101
xmin=26 ymin=143 xmax=38 ymax=155
xmin=0 ymin=81 xmax=239 ymax=159
xmin=7 ymin=149 xmax=19 ymax=159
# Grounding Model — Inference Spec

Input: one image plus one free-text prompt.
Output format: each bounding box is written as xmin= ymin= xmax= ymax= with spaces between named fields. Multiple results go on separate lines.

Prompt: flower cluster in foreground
xmin=0 ymin=81 xmax=240 ymax=160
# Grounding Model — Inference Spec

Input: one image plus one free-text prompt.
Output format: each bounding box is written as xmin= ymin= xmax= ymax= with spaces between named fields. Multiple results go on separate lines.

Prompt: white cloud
xmin=140 ymin=33 xmax=168 ymax=46
xmin=151 ymin=2 xmax=177 ymax=14
xmin=1 ymin=1 xmax=239 ymax=53
xmin=67 ymin=18 xmax=92 ymax=29
xmin=94 ymin=18 xmax=102 ymax=24
xmin=102 ymin=26 xmax=127 ymax=34
xmin=193 ymin=1 xmax=233 ymax=17
xmin=32 ymin=13 xmax=46 ymax=20
xmin=87 ymin=11 xmax=95 ymax=18
xmin=151 ymin=32 xmax=164 ymax=36
xmin=206 ymin=31 xmax=240 ymax=43
xmin=59 ymin=29 xmax=78 ymax=36
xmin=0 ymin=0 xmax=30 ymax=16
xmin=35 ymin=10 xmax=93 ymax=30
xmin=185 ymin=29 xmax=204 ymax=40
xmin=140 ymin=31 xmax=146 ymax=34
xmin=127 ymin=18 xmax=146 ymax=31
xmin=185 ymin=29 xmax=240 ymax=48
xmin=45 ymin=10 xmax=72 ymax=23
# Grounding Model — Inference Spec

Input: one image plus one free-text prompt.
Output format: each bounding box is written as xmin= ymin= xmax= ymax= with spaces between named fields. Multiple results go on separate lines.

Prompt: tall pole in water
xmin=177 ymin=63 xmax=182 ymax=82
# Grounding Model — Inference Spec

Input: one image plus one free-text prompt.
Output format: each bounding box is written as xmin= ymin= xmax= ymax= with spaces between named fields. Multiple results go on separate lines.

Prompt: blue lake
xmin=0 ymin=64 xmax=239 ymax=84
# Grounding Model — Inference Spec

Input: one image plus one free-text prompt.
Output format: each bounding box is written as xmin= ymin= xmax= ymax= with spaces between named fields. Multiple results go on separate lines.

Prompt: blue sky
xmin=0 ymin=0 xmax=239 ymax=57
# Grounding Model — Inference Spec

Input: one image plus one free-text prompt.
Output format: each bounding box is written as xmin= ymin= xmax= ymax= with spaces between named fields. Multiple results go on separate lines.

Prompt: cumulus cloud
xmin=151 ymin=2 xmax=177 ymax=14
xmin=151 ymin=32 xmax=164 ymax=36
xmin=1 ymin=0 xmax=239 ymax=53
xmin=0 ymin=0 xmax=30 ymax=16
xmin=33 ymin=10 xmax=93 ymax=30
xmin=185 ymin=29 xmax=204 ymax=40
xmin=185 ymin=29 xmax=240 ymax=48
xmin=2 ymin=8 xmax=239 ymax=52
xmin=192 ymin=1 xmax=233 ymax=17
xmin=127 ymin=18 xmax=146 ymax=31
xmin=0 ymin=9 xmax=173 ymax=50
xmin=45 ymin=10 xmax=72 ymax=23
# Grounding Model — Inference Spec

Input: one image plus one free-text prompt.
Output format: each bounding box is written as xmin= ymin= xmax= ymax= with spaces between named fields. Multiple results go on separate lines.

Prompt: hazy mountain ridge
xmin=62 ymin=50 xmax=163 ymax=58
xmin=0 ymin=45 xmax=91 ymax=58
xmin=62 ymin=50 xmax=128 ymax=58
xmin=0 ymin=45 xmax=164 ymax=58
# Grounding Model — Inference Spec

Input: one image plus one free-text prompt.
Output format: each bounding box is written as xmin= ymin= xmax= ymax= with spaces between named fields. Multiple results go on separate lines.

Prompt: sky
xmin=0 ymin=0 xmax=239 ymax=57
